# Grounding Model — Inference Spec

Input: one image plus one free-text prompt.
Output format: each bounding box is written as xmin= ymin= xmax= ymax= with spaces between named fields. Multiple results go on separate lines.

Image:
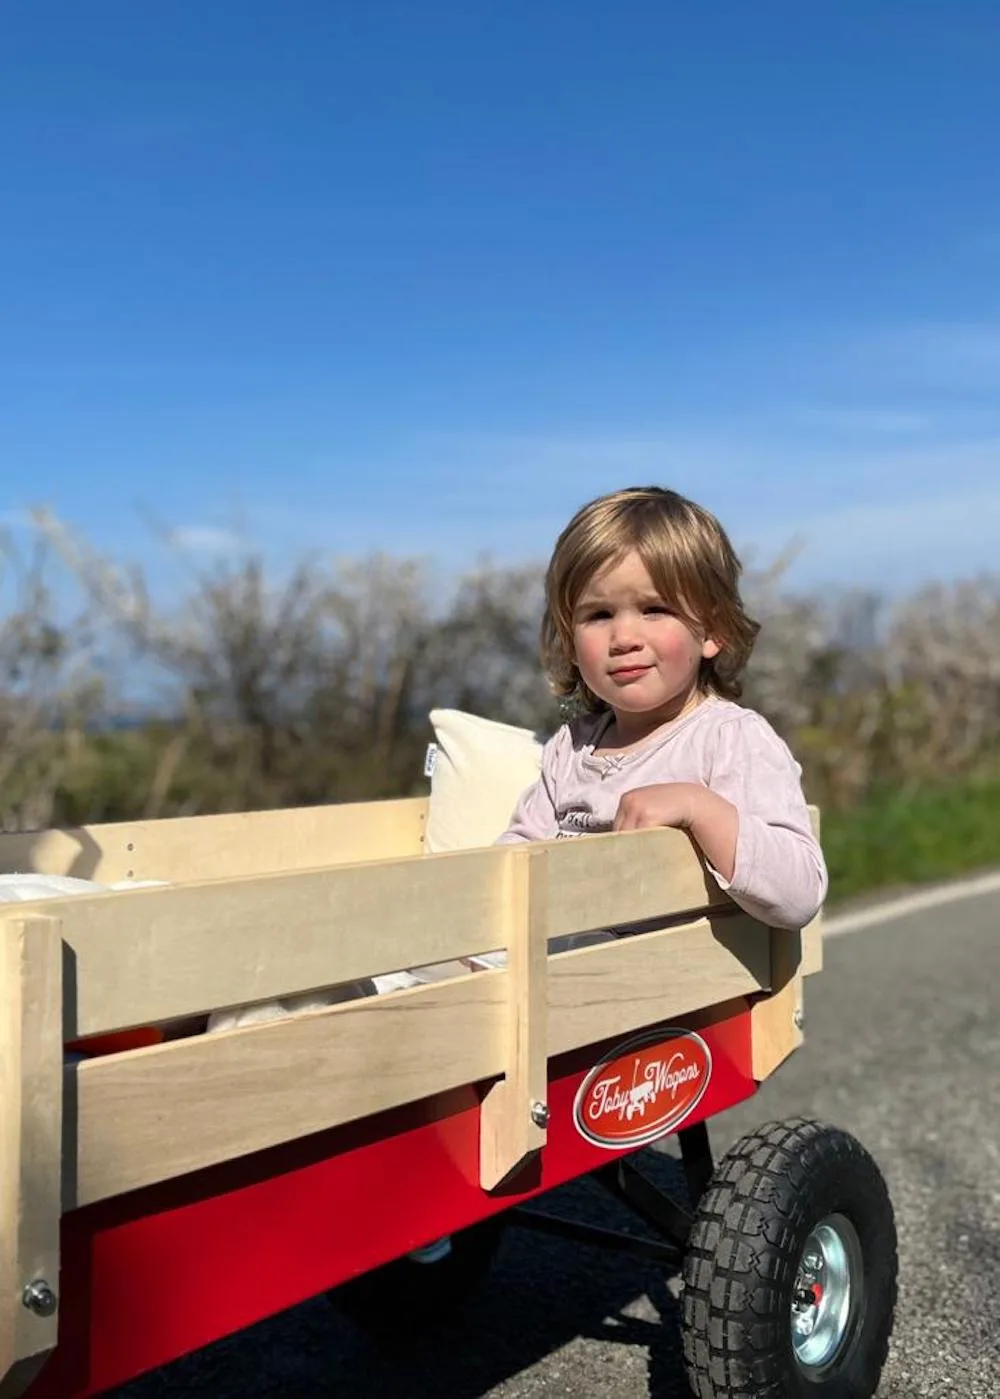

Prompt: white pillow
xmin=424 ymin=708 xmax=544 ymax=853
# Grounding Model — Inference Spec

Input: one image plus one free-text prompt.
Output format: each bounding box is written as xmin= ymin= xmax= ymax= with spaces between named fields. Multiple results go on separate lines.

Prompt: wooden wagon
xmin=0 ymin=760 xmax=896 ymax=1398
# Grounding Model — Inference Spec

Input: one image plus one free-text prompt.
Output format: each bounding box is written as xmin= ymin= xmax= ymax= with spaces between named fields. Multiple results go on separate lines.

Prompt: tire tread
xmin=681 ymin=1118 xmax=897 ymax=1398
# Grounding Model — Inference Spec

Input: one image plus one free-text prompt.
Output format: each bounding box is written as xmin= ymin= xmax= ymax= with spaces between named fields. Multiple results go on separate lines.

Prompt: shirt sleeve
xmin=494 ymin=727 xmax=565 ymax=844
xmin=705 ymin=712 xmax=828 ymax=930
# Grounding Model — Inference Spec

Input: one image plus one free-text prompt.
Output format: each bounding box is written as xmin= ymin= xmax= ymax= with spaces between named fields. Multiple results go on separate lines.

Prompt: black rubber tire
xmin=330 ymin=1215 xmax=506 ymax=1334
xmin=681 ymin=1118 xmax=897 ymax=1399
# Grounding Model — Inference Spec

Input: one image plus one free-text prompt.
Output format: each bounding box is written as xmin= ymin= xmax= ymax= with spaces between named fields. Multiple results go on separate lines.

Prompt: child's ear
xmin=701 ymin=637 xmax=722 ymax=660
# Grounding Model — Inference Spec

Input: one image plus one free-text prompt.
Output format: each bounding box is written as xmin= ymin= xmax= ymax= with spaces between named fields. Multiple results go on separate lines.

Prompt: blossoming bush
xmin=1 ymin=515 xmax=997 ymax=901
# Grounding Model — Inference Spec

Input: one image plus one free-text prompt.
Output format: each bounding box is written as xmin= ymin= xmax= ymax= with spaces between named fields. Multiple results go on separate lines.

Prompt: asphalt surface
xmin=114 ymin=885 xmax=1000 ymax=1399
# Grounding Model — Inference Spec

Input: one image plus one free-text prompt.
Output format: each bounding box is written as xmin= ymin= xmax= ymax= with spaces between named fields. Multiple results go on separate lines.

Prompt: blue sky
xmin=2 ymin=1 xmax=999 ymax=597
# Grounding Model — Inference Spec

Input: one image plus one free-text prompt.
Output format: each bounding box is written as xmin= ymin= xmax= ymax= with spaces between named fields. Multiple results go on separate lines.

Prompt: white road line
xmin=823 ymin=869 xmax=1000 ymax=938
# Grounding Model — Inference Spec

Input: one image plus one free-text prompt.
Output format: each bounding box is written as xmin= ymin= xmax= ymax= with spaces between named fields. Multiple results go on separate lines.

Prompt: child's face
xmin=571 ymin=550 xmax=720 ymax=724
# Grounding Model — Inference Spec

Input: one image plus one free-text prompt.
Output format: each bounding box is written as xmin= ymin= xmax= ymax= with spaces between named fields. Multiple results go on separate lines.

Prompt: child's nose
xmin=610 ymin=617 xmax=642 ymax=650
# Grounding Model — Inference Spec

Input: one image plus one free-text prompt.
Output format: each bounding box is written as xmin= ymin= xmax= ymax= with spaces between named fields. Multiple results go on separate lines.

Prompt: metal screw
xmin=530 ymin=1100 xmax=550 ymax=1128
xmin=793 ymin=1007 xmax=804 ymax=1030
xmin=22 ymin=1280 xmax=57 ymax=1318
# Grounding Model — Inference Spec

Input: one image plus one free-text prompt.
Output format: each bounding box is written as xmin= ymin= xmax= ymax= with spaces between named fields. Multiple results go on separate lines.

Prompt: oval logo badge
xmin=573 ymin=1027 xmax=712 ymax=1150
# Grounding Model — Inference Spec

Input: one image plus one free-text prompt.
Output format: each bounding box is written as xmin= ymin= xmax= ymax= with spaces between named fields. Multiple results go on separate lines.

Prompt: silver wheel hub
xmin=791 ymin=1214 xmax=862 ymax=1371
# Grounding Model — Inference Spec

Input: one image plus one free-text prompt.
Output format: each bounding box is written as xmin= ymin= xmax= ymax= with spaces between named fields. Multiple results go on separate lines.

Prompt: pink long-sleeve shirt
xmin=496 ymin=696 xmax=828 ymax=931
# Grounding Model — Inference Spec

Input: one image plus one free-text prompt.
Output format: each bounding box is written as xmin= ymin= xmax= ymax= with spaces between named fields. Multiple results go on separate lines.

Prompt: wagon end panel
xmin=0 ymin=917 xmax=62 ymax=1399
xmin=748 ymin=802 xmax=824 ymax=1082
xmin=750 ymin=927 xmax=805 ymax=1081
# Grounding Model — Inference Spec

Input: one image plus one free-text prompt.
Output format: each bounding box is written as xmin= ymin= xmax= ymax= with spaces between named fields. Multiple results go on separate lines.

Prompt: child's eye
xmin=645 ymin=605 xmax=673 ymax=616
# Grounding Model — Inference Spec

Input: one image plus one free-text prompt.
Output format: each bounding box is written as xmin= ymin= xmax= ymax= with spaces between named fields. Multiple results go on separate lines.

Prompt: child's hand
xmin=613 ymin=782 xmax=739 ymax=881
xmin=612 ymin=783 xmax=701 ymax=831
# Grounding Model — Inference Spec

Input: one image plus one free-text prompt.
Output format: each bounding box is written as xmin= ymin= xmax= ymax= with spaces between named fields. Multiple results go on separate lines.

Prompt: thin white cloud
xmin=166 ymin=525 xmax=243 ymax=554
xmin=238 ymin=464 xmax=999 ymax=596
xmin=746 ymin=483 xmax=1000 ymax=592
xmin=403 ymin=428 xmax=1000 ymax=590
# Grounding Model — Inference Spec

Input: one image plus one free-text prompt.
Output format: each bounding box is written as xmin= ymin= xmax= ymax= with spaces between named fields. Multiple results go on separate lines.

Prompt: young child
xmin=496 ymin=485 xmax=827 ymax=933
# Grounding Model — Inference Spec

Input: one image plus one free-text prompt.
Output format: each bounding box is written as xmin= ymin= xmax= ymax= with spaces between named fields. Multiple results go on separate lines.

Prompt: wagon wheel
xmin=330 ymin=1214 xmax=507 ymax=1334
xmin=681 ymin=1118 xmax=897 ymax=1399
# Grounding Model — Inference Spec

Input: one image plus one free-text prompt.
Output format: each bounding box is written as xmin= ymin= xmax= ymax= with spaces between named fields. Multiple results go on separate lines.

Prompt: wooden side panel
xmin=69 ymin=973 xmax=507 ymax=1208
xmin=545 ymin=912 xmax=771 ymax=1056
xmin=479 ymin=847 xmax=548 ymax=1191
xmin=0 ymin=918 xmax=62 ymax=1398
xmin=542 ymin=827 xmax=728 ymax=937
xmin=68 ymin=910 xmax=776 ymax=1207
xmin=54 ymin=827 xmax=742 ymax=1039
xmin=0 ymin=798 xmax=428 ymax=885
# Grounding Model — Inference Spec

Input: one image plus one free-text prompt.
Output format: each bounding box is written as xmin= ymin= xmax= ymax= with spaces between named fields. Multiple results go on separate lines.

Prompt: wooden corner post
xmin=0 ymin=916 xmax=63 ymax=1398
xmin=751 ymin=927 xmax=804 ymax=1081
xmin=479 ymin=846 xmax=549 ymax=1191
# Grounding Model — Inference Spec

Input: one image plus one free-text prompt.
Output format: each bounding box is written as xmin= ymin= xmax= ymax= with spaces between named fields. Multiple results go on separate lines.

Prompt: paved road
xmin=115 ymin=886 xmax=1000 ymax=1399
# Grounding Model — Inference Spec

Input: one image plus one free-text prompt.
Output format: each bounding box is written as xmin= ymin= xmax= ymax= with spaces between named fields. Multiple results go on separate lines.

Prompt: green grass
xmin=821 ymin=777 xmax=1000 ymax=905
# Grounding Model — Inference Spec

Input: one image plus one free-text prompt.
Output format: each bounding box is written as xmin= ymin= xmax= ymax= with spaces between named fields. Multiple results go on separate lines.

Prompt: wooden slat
xmin=479 ymin=847 xmax=548 ymax=1190
xmin=801 ymin=913 xmax=823 ymax=976
xmin=69 ymin=973 xmax=507 ymax=1208
xmin=546 ymin=913 xmax=772 ymax=1057
xmin=57 ymin=847 xmax=512 ymax=1037
xmin=751 ymin=929 xmax=804 ymax=1080
xmin=0 ymin=797 xmax=428 ymax=885
xmin=0 ymin=917 xmax=62 ymax=1398
xmin=542 ymin=827 xmax=727 ymax=940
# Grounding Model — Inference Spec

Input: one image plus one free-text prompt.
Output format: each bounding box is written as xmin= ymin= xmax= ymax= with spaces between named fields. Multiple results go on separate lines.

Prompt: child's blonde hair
xmin=541 ymin=485 xmax=760 ymax=710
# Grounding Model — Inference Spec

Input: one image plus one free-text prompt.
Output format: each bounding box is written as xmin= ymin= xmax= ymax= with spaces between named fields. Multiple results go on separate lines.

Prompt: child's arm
xmin=613 ymin=712 xmax=827 ymax=930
